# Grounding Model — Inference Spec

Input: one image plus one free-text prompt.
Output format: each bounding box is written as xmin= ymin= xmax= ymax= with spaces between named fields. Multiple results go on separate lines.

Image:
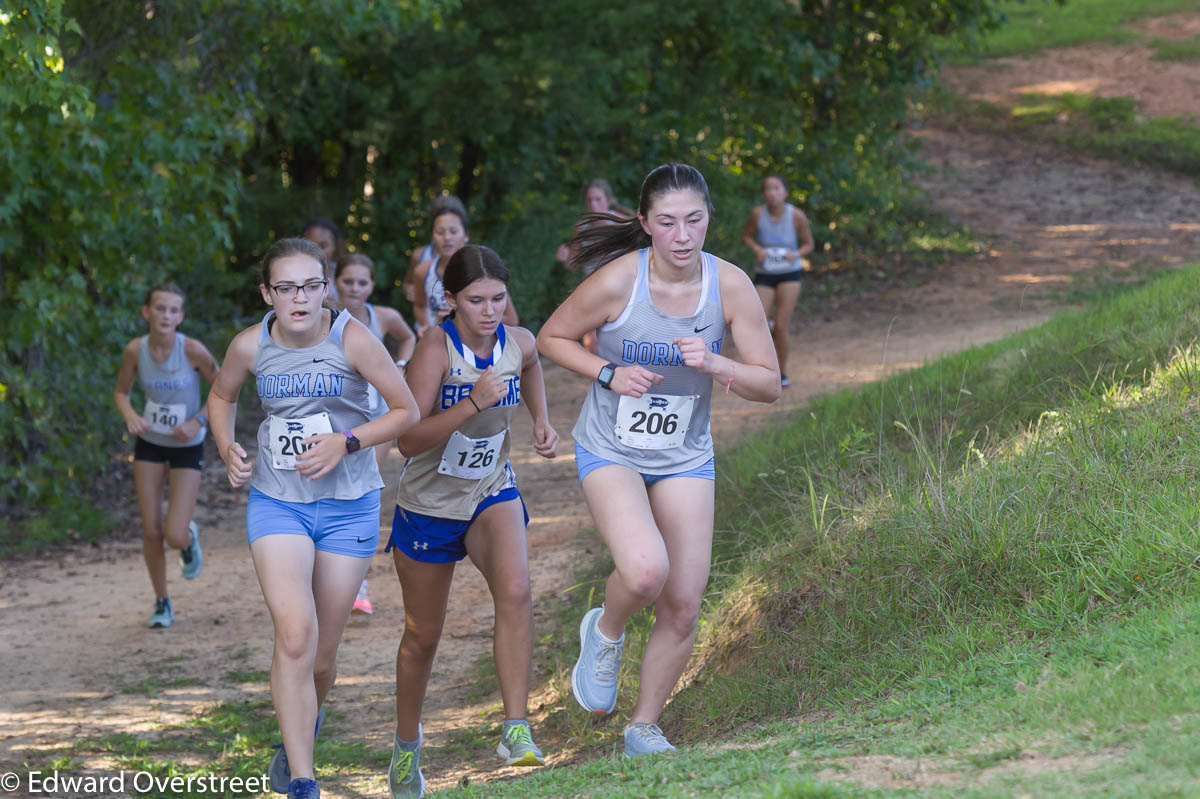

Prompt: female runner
xmin=113 ymin=283 xmax=219 ymax=628
xmin=739 ymin=174 xmax=814 ymax=388
xmin=208 ymin=238 xmax=418 ymax=799
xmin=384 ymin=245 xmax=557 ymax=797
xmin=537 ymin=163 xmax=780 ymax=756
xmin=334 ymin=252 xmax=418 ymax=615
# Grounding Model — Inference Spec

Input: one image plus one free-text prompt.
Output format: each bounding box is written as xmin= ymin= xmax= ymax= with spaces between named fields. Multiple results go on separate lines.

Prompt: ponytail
xmin=568 ymin=163 xmax=713 ymax=275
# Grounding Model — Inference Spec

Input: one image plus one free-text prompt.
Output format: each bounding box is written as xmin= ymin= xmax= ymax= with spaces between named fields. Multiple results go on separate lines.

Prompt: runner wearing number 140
xmin=384 ymin=245 xmax=557 ymax=798
xmin=537 ymin=163 xmax=780 ymax=757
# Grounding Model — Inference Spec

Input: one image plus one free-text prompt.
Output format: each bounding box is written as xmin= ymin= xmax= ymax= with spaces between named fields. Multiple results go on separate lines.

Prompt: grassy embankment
xmin=441 ymin=262 xmax=1200 ymax=798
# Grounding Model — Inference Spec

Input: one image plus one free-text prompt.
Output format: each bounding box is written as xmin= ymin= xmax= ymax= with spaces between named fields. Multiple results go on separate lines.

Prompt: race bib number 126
xmin=269 ymin=412 xmax=333 ymax=470
xmin=438 ymin=429 xmax=507 ymax=479
xmin=615 ymin=394 xmax=697 ymax=450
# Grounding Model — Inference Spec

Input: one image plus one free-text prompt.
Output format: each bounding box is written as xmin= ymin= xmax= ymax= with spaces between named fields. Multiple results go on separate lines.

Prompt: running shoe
xmin=780 ymin=373 xmax=791 ymax=388
xmin=571 ymin=607 xmax=623 ymax=715
xmin=496 ymin=720 xmax=545 ymax=767
xmin=623 ymin=723 xmax=676 ymax=757
xmin=286 ymin=778 xmax=320 ymax=799
xmin=387 ymin=726 xmax=425 ymax=799
xmin=352 ymin=579 xmax=373 ymax=615
xmin=268 ymin=707 xmax=325 ymax=794
xmin=147 ymin=597 xmax=174 ymax=629
xmin=180 ymin=521 xmax=203 ymax=580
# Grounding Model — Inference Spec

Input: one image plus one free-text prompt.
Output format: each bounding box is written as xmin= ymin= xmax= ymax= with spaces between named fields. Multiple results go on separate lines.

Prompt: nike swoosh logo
xmin=356 ymin=536 xmax=371 ymax=543
xmin=694 ymin=324 xmax=711 ymax=334
xmin=313 ymin=357 xmax=327 ymax=363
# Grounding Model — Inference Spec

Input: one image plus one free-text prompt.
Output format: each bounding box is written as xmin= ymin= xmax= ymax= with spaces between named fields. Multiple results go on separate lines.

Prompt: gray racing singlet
xmin=250 ymin=309 xmax=383 ymax=502
xmin=755 ymin=203 xmax=803 ymax=274
xmin=138 ymin=333 xmax=205 ymax=448
xmin=364 ymin=303 xmax=388 ymax=418
xmin=423 ymin=258 xmax=451 ymax=325
xmin=395 ymin=320 xmax=523 ymax=521
xmin=572 ymin=248 xmax=725 ymax=474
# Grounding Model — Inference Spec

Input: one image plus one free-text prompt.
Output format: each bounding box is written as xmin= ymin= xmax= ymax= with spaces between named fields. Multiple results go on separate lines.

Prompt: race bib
xmin=143 ymin=401 xmax=186 ymax=436
xmin=268 ymin=412 xmax=333 ymax=470
xmin=762 ymin=246 xmax=794 ymax=274
xmin=438 ymin=429 xmax=507 ymax=479
xmin=615 ymin=394 xmax=697 ymax=450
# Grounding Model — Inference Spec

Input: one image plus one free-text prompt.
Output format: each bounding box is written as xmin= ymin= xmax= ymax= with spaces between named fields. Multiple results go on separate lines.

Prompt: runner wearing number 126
xmin=537 ymin=163 xmax=780 ymax=757
xmin=384 ymin=245 xmax=557 ymax=798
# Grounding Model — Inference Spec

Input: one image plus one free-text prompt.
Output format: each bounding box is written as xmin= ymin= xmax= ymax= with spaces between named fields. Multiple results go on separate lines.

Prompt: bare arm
xmin=411 ymin=259 xmax=433 ymax=332
xmin=394 ymin=327 xmax=510 ymax=457
xmin=378 ymin=305 xmax=417 ymax=364
xmin=792 ymin=207 xmax=815 ymax=259
xmin=208 ymin=326 xmax=260 ymax=487
xmin=741 ymin=206 xmax=767 ymax=264
xmin=536 ymin=252 xmax=663 ymax=398
xmin=113 ymin=338 xmax=151 ymax=436
xmin=716 ymin=262 xmax=781 ymax=401
xmin=513 ymin=327 xmax=557 ymax=458
xmin=170 ymin=336 xmax=221 ymax=442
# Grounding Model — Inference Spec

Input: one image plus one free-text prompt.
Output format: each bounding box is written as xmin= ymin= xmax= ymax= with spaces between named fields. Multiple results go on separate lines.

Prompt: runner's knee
xmin=618 ymin=563 xmax=669 ymax=604
xmin=399 ymin=624 xmax=444 ymax=663
xmin=273 ymin=619 xmax=318 ymax=662
xmin=654 ymin=591 xmax=702 ymax=637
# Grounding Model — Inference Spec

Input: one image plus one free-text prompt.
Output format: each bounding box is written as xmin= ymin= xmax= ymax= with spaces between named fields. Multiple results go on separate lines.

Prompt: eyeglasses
xmin=270 ymin=280 xmax=328 ymax=298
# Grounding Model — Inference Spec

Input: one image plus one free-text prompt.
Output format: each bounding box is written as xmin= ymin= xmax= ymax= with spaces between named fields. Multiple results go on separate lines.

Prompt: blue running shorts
xmin=386 ymin=488 xmax=529 ymax=564
xmin=574 ymin=442 xmax=715 ymax=486
xmin=246 ymin=487 xmax=380 ymax=558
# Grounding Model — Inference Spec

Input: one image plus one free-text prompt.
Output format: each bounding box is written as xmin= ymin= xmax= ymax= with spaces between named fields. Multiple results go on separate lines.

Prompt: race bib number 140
xmin=143 ymin=401 xmax=186 ymax=436
xmin=615 ymin=394 xmax=697 ymax=450
xmin=269 ymin=412 xmax=333 ymax=470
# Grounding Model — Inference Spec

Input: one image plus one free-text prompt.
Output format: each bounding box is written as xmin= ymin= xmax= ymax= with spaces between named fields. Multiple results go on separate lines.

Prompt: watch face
xmin=599 ymin=364 xmax=616 ymax=388
xmin=345 ymin=434 xmax=361 ymax=453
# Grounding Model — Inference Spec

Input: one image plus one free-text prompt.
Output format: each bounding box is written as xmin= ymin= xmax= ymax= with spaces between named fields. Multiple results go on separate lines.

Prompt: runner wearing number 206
xmin=208 ymin=237 xmax=418 ymax=799
xmin=384 ymin=245 xmax=558 ymax=798
xmin=537 ymin=163 xmax=780 ymax=757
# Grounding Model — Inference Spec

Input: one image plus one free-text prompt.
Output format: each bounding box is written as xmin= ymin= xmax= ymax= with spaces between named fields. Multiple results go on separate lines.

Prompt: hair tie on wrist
xmin=467 ymin=394 xmax=482 ymax=413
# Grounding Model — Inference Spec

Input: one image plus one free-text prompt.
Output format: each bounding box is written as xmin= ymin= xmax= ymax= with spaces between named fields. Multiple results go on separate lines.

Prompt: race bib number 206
xmin=615 ymin=394 xmax=697 ymax=450
xmin=269 ymin=412 xmax=333 ymax=470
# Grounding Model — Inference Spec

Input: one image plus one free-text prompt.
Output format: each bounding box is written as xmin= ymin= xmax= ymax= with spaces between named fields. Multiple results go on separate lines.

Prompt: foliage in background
xmin=2 ymin=0 xmax=1007 ymax=517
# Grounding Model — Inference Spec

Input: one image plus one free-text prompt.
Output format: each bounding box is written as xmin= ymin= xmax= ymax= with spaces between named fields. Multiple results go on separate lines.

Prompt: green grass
xmin=951 ymin=92 xmax=1200 ymax=178
xmin=467 ymin=264 xmax=1200 ymax=796
xmin=446 ymin=597 xmax=1200 ymax=797
xmin=956 ymin=0 xmax=1198 ymax=60
xmin=1152 ymin=34 xmax=1200 ymax=61
xmin=0 ymin=503 xmax=114 ymax=556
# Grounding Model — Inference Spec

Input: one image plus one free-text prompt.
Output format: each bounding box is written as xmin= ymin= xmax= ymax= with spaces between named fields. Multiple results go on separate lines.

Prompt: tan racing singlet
xmin=394 ymin=320 xmax=524 ymax=520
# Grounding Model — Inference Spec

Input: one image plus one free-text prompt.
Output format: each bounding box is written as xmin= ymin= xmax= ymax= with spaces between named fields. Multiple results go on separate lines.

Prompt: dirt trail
xmin=4 ymin=51 xmax=1200 ymax=799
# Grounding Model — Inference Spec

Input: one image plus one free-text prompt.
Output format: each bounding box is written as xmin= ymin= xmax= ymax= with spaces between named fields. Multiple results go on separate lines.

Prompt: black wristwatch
xmin=343 ymin=430 xmax=362 ymax=454
xmin=597 ymin=362 xmax=618 ymax=390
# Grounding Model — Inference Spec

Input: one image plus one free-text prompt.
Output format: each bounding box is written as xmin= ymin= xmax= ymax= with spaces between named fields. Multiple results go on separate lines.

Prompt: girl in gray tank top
xmin=334 ymin=252 xmax=418 ymax=616
xmin=113 ymin=283 xmax=220 ymax=629
xmin=386 ymin=246 xmax=559 ymax=784
xmin=537 ymin=164 xmax=781 ymax=755
xmin=207 ymin=238 xmax=418 ymax=798
xmin=741 ymin=174 xmax=816 ymax=390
